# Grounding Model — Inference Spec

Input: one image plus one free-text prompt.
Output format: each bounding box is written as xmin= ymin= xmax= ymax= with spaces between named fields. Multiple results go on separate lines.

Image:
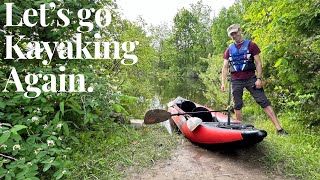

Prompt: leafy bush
xmin=0 ymin=0 xmax=124 ymax=179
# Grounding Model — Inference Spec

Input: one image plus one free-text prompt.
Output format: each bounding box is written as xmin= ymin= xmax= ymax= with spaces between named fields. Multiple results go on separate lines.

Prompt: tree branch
xmin=0 ymin=153 xmax=17 ymax=161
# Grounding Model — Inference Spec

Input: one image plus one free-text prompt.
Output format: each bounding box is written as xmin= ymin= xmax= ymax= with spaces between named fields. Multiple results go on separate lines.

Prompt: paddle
xmin=227 ymin=61 xmax=234 ymax=126
xmin=227 ymin=74 xmax=232 ymax=125
xmin=144 ymin=109 xmax=228 ymax=124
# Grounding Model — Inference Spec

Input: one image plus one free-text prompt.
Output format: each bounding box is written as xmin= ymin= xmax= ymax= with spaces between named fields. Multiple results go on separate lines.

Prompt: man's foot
xmin=277 ymin=129 xmax=289 ymax=135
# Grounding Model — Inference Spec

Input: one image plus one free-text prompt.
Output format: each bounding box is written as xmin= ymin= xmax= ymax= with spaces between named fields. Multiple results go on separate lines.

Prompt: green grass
xmin=66 ymin=121 xmax=181 ymax=179
xmin=244 ymin=107 xmax=320 ymax=180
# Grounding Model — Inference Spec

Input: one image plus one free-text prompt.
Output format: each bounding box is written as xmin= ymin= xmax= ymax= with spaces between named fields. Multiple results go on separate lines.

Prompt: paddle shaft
xmin=227 ymin=61 xmax=233 ymax=126
xmin=228 ymin=74 xmax=231 ymax=125
xmin=171 ymin=110 xmax=228 ymax=116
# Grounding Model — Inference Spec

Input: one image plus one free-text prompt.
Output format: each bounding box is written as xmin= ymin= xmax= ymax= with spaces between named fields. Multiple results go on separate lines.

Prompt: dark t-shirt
xmin=223 ymin=41 xmax=261 ymax=80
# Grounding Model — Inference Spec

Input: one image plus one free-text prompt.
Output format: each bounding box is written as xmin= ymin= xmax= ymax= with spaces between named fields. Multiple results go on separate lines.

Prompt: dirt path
xmin=125 ymin=140 xmax=288 ymax=180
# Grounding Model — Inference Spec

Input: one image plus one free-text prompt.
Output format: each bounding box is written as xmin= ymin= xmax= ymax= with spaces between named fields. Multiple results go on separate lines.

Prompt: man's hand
xmin=255 ymin=79 xmax=263 ymax=89
xmin=221 ymin=84 xmax=226 ymax=92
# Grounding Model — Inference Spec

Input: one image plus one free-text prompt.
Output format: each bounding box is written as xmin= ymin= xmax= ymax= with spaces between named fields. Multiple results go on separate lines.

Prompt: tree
xmin=190 ymin=0 xmax=214 ymax=59
xmin=149 ymin=23 xmax=172 ymax=68
xmin=173 ymin=8 xmax=199 ymax=67
xmin=171 ymin=1 xmax=214 ymax=75
xmin=211 ymin=2 xmax=244 ymax=55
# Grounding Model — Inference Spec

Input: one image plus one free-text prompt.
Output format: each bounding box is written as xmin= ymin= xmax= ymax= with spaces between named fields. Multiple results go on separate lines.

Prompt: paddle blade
xmin=144 ymin=109 xmax=172 ymax=124
xmin=186 ymin=117 xmax=202 ymax=131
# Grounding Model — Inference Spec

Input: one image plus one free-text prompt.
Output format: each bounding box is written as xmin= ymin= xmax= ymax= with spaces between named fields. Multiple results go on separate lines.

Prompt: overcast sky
xmin=116 ymin=0 xmax=235 ymax=26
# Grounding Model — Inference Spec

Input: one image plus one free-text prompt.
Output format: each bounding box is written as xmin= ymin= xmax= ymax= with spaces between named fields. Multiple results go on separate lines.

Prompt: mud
xmin=125 ymin=140 xmax=289 ymax=180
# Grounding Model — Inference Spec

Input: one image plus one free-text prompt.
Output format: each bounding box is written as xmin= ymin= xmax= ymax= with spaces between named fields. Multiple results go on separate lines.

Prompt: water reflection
xmin=128 ymin=76 xmax=217 ymax=125
xmin=147 ymin=76 xmax=212 ymax=134
xmin=150 ymin=76 xmax=211 ymax=108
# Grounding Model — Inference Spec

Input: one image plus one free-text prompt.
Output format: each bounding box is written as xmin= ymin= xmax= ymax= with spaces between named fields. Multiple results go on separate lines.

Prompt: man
xmin=221 ymin=24 xmax=288 ymax=135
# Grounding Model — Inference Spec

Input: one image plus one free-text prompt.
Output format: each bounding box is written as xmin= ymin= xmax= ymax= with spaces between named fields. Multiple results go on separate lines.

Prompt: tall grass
xmin=243 ymin=105 xmax=320 ymax=180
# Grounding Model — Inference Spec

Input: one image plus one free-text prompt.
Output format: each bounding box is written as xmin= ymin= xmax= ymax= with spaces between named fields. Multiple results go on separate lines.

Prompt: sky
xmin=116 ymin=0 xmax=235 ymax=26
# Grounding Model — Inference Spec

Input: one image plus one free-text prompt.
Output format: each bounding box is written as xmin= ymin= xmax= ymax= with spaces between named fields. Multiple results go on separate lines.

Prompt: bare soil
xmin=125 ymin=139 xmax=289 ymax=180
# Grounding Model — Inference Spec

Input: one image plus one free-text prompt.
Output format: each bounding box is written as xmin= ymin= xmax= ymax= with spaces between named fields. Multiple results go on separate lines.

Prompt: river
xmin=146 ymin=76 xmax=214 ymax=109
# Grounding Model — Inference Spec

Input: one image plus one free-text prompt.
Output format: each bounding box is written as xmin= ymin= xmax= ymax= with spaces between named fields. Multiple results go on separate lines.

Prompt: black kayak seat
xmin=192 ymin=107 xmax=215 ymax=122
xmin=180 ymin=101 xmax=196 ymax=113
xmin=180 ymin=101 xmax=217 ymax=122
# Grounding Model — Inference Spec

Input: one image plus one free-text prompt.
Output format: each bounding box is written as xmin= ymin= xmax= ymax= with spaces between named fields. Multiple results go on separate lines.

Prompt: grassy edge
xmin=248 ymin=111 xmax=320 ymax=180
xmin=66 ymin=121 xmax=181 ymax=179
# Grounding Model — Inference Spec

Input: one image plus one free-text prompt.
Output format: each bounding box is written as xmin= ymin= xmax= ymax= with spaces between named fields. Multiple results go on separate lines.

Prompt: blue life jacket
xmin=228 ymin=40 xmax=256 ymax=72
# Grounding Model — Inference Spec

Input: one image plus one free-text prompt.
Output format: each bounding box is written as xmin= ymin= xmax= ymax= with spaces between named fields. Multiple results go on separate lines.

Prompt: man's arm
xmin=221 ymin=59 xmax=229 ymax=92
xmin=254 ymin=54 xmax=263 ymax=88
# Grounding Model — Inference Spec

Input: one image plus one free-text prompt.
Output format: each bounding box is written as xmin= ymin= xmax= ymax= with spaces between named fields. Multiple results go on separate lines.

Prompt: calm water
xmin=147 ymin=76 xmax=213 ymax=110
xmin=128 ymin=75 xmax=222 ymax=125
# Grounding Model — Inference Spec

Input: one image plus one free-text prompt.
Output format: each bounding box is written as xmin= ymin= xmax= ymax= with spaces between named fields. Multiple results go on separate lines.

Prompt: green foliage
xmin=149 ymin=23 xmax=174 ymax=69
xmin=173 ymin=8 xmax=200 ymax=67
xmin=148 ymin=1 xmax=214 ymax=76
xmin=117 ymin=19 xmax=157 ymax=74
xmin=211 ymin=3 xmax=244 ymax=54
xmin=200 ymin=55 xmax=230 ymax=107
xmin=0 ymin=0 xmax=154 ymax=179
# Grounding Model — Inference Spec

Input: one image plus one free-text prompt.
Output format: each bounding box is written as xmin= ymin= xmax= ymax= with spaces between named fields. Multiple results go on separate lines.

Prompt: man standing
xmin=221 ymin=24 xmax=288 ymax=135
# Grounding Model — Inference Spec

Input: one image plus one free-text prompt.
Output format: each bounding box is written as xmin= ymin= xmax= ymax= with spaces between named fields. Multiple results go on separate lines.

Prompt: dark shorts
xmin=231 ymin=76 xmax=271 ymax=110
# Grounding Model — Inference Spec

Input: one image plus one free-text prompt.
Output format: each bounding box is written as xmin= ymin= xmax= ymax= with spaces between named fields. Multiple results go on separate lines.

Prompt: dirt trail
xmin=125 ymin=140 xmax=288 ymax=180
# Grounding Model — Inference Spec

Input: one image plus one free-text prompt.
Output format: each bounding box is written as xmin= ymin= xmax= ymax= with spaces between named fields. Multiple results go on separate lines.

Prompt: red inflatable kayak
xmin=168 ymin=97 xmax=267 ymax=145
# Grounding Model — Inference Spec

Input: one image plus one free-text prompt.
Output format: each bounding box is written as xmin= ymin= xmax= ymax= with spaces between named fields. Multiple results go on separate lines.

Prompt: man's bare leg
xmin=263 ymin=105 xmax=282 ymax=130
xmin=235 ymin=109 xmax=242 ymax=121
